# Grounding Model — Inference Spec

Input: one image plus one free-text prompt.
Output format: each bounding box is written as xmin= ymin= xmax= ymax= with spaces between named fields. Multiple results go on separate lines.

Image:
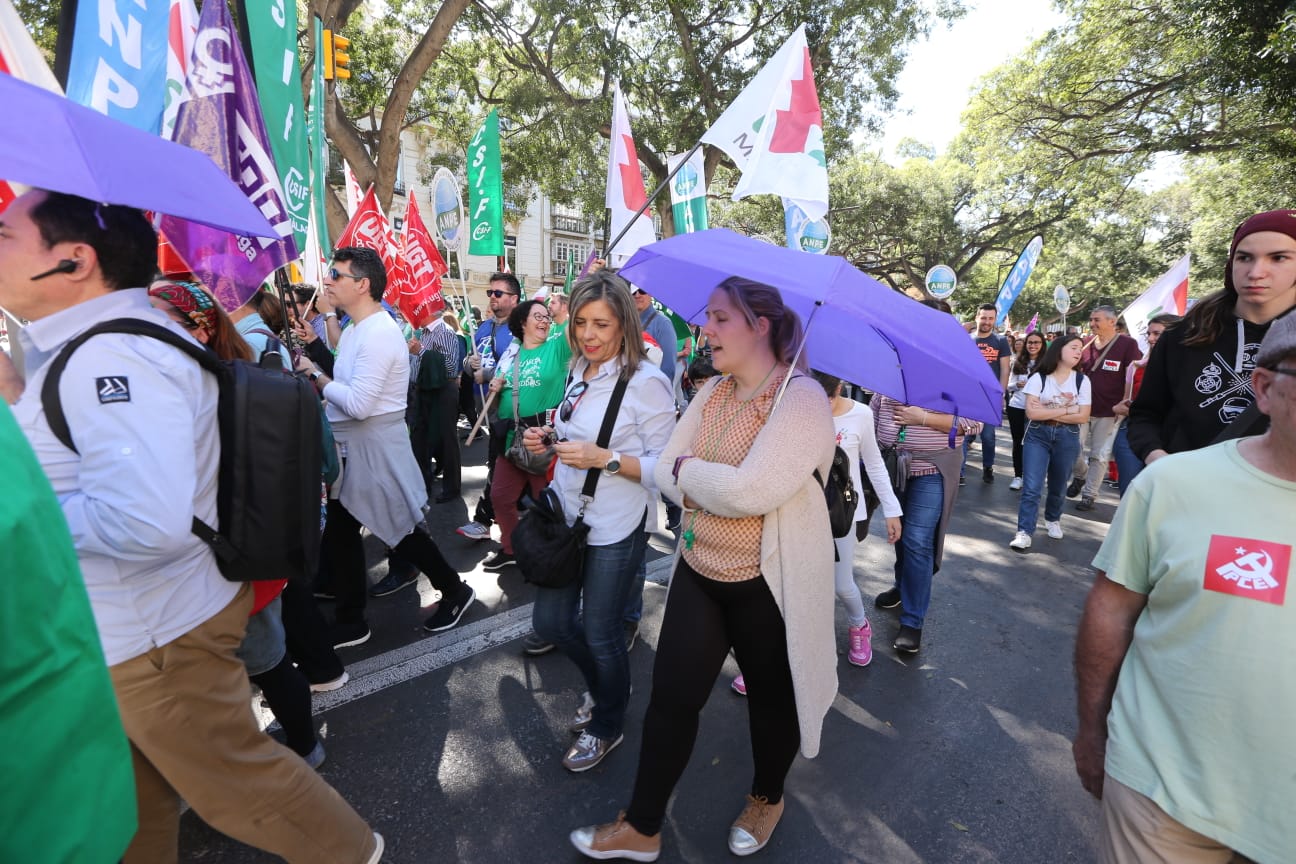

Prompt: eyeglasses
xmin=486 ymin=289 xmax=518 ymax=299
xmin=529 ymin=312 xmax=553 ymax=324
xmin=328 ymin=267 xmax=365 ymax=282
xmin=559 ymin=380 xmax=590 ymax=422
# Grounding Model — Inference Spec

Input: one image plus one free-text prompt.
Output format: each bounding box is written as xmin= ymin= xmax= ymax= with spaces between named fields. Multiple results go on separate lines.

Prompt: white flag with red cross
xmin=605 ymin=84 xmax=657 ymax=267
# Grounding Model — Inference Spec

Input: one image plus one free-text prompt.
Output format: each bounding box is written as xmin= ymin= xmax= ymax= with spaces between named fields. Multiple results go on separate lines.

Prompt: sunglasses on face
xmin=486 ymin=289 xmax=517 ymax=299
xmin=328 ymin=267 xmax=364 ymax=282
xmin=559 ymin=380 xmax=590 ymax=423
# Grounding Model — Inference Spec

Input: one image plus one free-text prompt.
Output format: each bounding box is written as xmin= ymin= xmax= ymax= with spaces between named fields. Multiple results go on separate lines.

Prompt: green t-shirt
xmin=1092 ymin=440 xmax=1296 ymax=864
xmin=0 ymin=402 xmax=136 ymax=862
xmin=499 ymin=335 xmax=572 ymax=420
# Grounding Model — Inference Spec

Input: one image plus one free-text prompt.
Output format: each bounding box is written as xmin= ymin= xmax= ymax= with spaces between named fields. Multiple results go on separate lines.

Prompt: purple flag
xmin=1026 ymin=313 xmax=1039 ymax=333
xmin=158 ymin=0 xmax=299 ymax=312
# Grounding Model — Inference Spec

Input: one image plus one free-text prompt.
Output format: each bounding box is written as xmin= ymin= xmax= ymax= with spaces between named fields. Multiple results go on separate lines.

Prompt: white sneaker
xmin=456 ymin=522 xmax=491 ymax=541
xmin=1045 ymin=520 xmax=1064 ymax=540
xmin=1009 ymin=531 xmax=1032 ymax=552
xmin=365 ymin=832 xmax=385 ymax=864
xmin=309 ymin=671 xmax=349 ymax=693
xmin=1009 ymin=476 xmax=1023 ymax=491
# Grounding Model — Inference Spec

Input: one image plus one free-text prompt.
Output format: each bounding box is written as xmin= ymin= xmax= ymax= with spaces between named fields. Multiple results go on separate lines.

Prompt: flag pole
xmin=604 ymin=140 xmax=703 ymax=259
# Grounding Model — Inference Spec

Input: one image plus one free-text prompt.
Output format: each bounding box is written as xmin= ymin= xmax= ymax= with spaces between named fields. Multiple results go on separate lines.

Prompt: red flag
xmin=335 ymin=186 xmax=414 ymax=309
xmin=400 ymin=192 xmax=447 ymax=327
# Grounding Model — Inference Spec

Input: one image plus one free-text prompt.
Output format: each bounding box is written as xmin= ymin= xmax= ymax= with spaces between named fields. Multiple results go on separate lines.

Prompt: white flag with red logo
xmin=334 ymin=185 xmax=418 ymax=317
xmin=161 ymin=0 xmax=199 ymax=140
xmin=1121 ymin=254 xmax=1190 ymax=355
xmin=702 ymin=24 xmax=828 ymax=221
xmin=0 ymin=0 xmax=62 ymax=210
xmin=605 ymin=84 xmax=657 ymax=267
xmin=343 ymin=160 xmax=363 ymax=217
xmin=400 ymin=190 xmax=447 ymax=327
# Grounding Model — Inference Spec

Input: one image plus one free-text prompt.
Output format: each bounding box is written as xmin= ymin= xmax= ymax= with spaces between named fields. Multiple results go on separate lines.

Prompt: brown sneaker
xmin=570 ymin=812 xmax=661 ymax=861
xmin=728 ymin=794 xmax=785 ymax=856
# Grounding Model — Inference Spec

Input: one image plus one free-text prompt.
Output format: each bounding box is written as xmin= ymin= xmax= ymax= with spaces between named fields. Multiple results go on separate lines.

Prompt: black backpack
xmin=814 ymin=445 xmax=859 ymax=539
xmin=40 ymin=318 xmax=323 ymax=584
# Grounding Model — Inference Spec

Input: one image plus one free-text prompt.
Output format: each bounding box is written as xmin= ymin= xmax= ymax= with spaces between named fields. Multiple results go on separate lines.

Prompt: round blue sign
xmin=673 ymin=163 xmax=700 ymax=197
xmin=925 ymin=264 xmax=957 ymax=299
xmin=432 ymin=168 xmax=463 ymax=246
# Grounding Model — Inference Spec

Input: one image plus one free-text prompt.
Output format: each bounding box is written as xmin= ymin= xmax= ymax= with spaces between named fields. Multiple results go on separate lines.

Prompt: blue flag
xmin=995 ymin=235 xmax=1043 ymax=326
xmin=65 ymin=0 xmax=171 ymax=133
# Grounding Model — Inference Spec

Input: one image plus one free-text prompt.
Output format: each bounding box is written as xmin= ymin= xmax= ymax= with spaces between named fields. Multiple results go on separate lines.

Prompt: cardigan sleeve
xmin=676 ymin=376 xmax=834 ymax=519
xmin=653 ymin=376 xmax=718 ymax=507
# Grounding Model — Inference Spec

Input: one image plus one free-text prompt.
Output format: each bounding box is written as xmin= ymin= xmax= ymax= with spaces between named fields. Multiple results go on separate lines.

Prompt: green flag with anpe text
xmin=468 ymin=108 xmax=505 ymax=255
xmin=244 ymin=0 xmax=311 ymax=252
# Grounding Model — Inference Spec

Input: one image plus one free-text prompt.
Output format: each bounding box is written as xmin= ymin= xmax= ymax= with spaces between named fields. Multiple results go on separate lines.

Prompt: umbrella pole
xmin=773 ymin=300 xmax=822 ymax=410
xmin=604 ymin=141 xmax=702 ymax=261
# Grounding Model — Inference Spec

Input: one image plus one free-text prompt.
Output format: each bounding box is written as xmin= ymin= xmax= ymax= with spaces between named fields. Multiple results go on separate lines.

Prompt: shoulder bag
xmin=512 ymin=375 xmax=631 ymax=589
xmin=503 ymin=357 xmax=554 ymax=475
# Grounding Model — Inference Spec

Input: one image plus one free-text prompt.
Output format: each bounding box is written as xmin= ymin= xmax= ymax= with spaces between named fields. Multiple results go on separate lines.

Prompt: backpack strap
xmin=40 ymin=318 xmax=223 ymax=454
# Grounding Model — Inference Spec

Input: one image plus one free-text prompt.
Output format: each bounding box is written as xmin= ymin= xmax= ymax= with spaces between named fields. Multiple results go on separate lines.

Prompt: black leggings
xmin=1007 ymin=406 xmax=1027 ymax=477
xmin=249 ymin=655 xmax=317 ymax=757
xmin=625 ymin=560 xmax=799 ymax=837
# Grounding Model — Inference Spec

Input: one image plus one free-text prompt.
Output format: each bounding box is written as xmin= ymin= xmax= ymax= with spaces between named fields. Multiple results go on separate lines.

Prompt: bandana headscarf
xmin=149 ymin=280 xmax=218 ymax=339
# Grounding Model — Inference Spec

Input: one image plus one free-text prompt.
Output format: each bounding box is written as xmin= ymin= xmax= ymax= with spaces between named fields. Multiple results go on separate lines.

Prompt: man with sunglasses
xmin=457 ymin=272 xmax=521 ymax=541
xmin=1073 ymin=311 xmax=1296 ymax=864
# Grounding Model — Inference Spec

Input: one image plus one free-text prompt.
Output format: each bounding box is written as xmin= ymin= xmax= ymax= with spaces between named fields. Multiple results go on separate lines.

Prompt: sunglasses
xmin=559 ymin=380 xmax=590 ymax=422
xmin=328 ymin=267 xmax=365 ymax=282
xmin=486 ymin=289 xmax=517 ymax=299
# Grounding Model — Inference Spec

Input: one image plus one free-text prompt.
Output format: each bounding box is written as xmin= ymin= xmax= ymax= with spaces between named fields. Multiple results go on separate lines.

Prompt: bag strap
xmin=1088 ymin=335 xmax=1121 ymax=371
xmin=575 ymin=374 xmax=631 ymax=514
xmin=510 ymin=355 xmax=522 ymax=422
xmin=40 ymin=318 xmax=223 ymax=454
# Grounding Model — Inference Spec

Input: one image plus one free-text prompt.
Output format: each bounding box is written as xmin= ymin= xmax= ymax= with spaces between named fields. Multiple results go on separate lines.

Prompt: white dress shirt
xmin=12 ymin=289 xmax=236 ymax=666
xmin=322 ymin=309 xmax=409 ymax=422
xmin=550 ymin=356 xmax=676 ymax=545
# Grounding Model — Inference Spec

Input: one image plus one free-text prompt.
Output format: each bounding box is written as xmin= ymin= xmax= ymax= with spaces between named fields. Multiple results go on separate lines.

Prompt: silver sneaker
xmin=569 ymin=691 xmax=595 ymax=734
xmin=562 ymin=731 xmax=623 ymax=773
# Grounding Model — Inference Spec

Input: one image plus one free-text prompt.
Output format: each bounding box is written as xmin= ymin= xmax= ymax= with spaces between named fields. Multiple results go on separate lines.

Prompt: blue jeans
xmin=961 ymin=423 xmax=997 ymax=474
xmin=532 ymin=517 xmax=647 ymax=740
xmin=892 ymin=473 xmax=944 ymax=630
xmin=1016 ymin=422 xmax=1082 ymax=534
xmin=1111 ymin=423 xmax=1143 ymax=497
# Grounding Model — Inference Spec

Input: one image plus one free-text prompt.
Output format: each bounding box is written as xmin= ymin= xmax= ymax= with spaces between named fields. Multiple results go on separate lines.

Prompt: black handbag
xmin=503 ymin=361 xmax=554 ymax=475
xmin=513 ymin=376 xmax=630 ymax=589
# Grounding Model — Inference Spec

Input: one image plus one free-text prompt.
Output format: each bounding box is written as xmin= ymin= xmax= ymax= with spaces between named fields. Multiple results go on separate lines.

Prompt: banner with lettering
xmin=65 ymin=0 xmax=171 ymax=133
xmin=158 ymin=0 xmax=299 ymax=312
xmin=468 ymin=108 xmax=505 ymax=255
xmin=243 ymin=0 xmax=311 ymax=252
xmin=668 ymin=149 xmax=708 ymax=234
xmin=306 ymin=15 xmax=331 ymax=256
xmin=400 ymin=191 xmax=448 ymax=327
xmin=160 ymin=0 xmax=198 ymax=139
xmin=334 ymin=185 xmax=416 ymax=314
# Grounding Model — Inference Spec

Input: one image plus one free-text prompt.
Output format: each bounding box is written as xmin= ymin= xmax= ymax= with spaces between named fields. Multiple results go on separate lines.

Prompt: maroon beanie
xmin=1224 ymin=209 xmax=1296 ymax=292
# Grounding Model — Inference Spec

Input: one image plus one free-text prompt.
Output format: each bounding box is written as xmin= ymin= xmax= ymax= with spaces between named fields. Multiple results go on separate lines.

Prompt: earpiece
xmin=30 ymin=259 xmax=79 ymax=281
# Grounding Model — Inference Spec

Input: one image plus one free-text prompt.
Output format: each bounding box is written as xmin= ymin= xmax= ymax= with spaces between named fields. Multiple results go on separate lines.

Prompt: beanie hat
xmin=1256 ymin=309 xmax=1296 ymax=369
xmin=1224 ymin=210 xmax=1296 ymax=292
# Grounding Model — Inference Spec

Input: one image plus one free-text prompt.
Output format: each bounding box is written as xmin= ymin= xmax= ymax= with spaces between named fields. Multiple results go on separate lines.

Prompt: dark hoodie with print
xmin=1127 ymin=315 xmax=1274 ymax=460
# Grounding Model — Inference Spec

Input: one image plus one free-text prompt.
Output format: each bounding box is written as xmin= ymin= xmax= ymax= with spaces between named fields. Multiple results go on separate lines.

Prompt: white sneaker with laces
xmin=456 ymin=522 xmax=491 ymax=541
xmin=1009 ymin=531 xmax=1032 ymax=552
xmin=1045 ymin=520 xmax=1064 ymax=539
xmin=1009 ymin=476 xmax=1023 ymax=491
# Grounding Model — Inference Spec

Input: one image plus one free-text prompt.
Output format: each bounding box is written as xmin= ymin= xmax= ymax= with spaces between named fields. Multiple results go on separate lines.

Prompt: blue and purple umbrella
xmin=619 ymin=229 xmax=1004 ymax=426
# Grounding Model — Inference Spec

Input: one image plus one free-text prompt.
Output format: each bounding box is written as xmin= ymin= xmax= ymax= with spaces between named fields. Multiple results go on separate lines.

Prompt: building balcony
xmin=552 ymin=214 xmax=592 ymax=234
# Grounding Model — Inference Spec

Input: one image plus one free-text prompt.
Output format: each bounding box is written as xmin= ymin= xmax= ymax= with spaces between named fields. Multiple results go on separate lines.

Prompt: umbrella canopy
xmin=619 ymin=229 xmax=1005 ymax=425
xmin=0 ymin=74 xmax=276 ymax=238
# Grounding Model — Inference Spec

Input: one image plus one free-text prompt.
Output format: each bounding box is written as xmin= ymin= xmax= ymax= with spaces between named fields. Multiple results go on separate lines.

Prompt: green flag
xmin=668 ymin=149 xmax=709 ymax=234
xmin=307 ymin=17 xmax=331 ymax=256
xmin=468 ymin=108 xmax=505 ymax=255
xmin=244 ymin=0 xmax=311 ymax=252
xmin=563 ymin=256 xmax=575 ymax=292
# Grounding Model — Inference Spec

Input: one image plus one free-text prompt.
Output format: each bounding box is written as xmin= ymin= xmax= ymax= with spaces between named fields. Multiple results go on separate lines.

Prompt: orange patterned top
xmin=680 ymin=372 xmax=786 ymax=582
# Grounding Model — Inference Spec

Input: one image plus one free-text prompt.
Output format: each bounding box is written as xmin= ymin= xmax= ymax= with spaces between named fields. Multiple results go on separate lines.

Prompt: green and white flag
xmin=468 ymin=108 xmax=505 ymax=255
xmin=668 ymin=149 xmax=708 ymax=234
xmin=244 ymin=0 xmax=311 ymax=252
xmin=307 ymin=16 xmax=331 ymax=256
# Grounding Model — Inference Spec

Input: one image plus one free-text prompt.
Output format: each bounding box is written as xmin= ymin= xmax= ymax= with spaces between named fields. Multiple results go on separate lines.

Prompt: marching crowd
xmin=1 ymin=188 xmax=1293 ymax=864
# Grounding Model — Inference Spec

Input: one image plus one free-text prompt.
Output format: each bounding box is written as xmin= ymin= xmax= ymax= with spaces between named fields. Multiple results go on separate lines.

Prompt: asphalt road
xmin=181 ymin=434 xmax=1113 ymax=863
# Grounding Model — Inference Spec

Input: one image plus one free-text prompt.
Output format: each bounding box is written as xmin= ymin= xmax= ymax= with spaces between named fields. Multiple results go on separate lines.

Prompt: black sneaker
xmin=330 ymin=620 xmax=371 ymax=649
xmin=893 ymin=625 xmax=922 ymax=654
xmin=423 ymin=583 xmax=476 ymax=633
xmin=522 ymin=632 xmax=556 ymax=656
xmin=983 ymin=467 xmax=994 ymax=484
xmin=1066 ymin=478 xmax=1084 ymax=498
xmin=482 ymin=550 xmax=516 ymax=571
xmin=1076 ymin=496 xmax=1096 ymax=511
xmin=875 ymin=587 xmax=902 ymax=609
xmin=370 ymin=568 xmax=419 ymax=597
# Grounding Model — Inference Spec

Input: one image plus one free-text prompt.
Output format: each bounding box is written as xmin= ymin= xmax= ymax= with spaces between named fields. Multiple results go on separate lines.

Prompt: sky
xmin=866 ymin=0 xmax=1067 ymax=161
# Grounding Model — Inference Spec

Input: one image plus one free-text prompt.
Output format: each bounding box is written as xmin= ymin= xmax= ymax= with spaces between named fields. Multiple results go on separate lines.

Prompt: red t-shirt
xmin=1080 ymin=334 xmax=1143 ymax=416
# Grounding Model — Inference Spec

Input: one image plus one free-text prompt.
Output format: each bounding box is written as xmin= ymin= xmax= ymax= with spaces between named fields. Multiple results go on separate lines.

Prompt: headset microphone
xmin=30 ymin=259 xmax=79 ymax=281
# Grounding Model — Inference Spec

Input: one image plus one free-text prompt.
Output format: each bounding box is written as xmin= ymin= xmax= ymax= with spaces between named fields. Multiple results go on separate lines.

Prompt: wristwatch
xmin=323 ymin=312 xmax=337 ymax=319
xmin=604 ymin=451 xmax=622 ymax=475
xmin=308 ymin=369 xmax=321 ymax=382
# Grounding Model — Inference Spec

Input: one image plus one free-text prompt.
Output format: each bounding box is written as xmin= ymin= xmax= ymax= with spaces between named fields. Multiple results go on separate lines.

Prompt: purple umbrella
xmin=0 ymin=73 xmax=276 ymax=238
xmin=619 ymin=229 xmax=1005 ymax=426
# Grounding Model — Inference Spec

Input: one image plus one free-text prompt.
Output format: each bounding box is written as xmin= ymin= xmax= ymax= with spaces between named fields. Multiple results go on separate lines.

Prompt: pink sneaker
xmin=731 ymin=674 xmax=747 ymax=696
xmin=848 ymin=620 xmax=873 ymax=667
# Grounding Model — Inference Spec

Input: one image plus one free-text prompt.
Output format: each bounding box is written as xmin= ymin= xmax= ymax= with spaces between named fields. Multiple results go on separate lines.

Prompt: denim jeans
xmin=1017 ymin=422 xmax=1083 ymax=534
xmin=961 ymin=422 xmax=998 ymax=474
xmin=532 ymin=515 xmax=647 ymax=740
xmin=892 ymin=473 xmax=944 ymax=630
xmin=1111 ymin=423 xmax=1143 ymax=497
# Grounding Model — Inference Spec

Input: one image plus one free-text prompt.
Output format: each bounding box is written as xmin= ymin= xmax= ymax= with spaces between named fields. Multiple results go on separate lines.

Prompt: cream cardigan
xmin=654 ymin=373 xmax=838 ymax=758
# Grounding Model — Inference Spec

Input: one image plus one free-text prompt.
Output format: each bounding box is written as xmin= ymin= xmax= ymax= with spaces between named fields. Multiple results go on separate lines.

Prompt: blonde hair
xmin=713 ymin=276 xmax=808 ymax=370
xmin=567 ymin=270 xmax=647 ymax=380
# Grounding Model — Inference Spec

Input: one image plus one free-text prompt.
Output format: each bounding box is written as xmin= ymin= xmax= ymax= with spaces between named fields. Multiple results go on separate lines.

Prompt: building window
xmin=551 ymin=238 xmax=593 ymax=276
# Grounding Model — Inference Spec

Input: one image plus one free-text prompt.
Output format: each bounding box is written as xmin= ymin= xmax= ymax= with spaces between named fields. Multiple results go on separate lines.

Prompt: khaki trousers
xmin=1100 ymin=775 xmax=1254 ymax=864
xmin=1073 ymin=416 xmax=1119 ymax=499
xmin=110 ymin=584 xmax=376 ymax=864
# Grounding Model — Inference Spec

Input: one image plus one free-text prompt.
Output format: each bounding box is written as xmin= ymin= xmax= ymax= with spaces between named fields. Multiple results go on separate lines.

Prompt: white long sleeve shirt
xmin=836 ymin=401 xmax=903 ymax=521
xmin=12 ymin=289 xmax=236 ymax=666
xmin=322 ymin=310 xmax=408 ymax=422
